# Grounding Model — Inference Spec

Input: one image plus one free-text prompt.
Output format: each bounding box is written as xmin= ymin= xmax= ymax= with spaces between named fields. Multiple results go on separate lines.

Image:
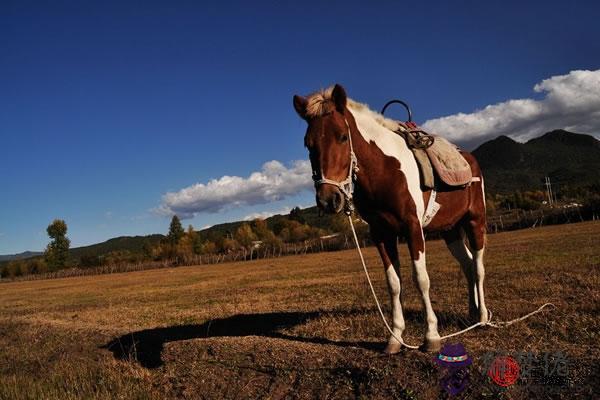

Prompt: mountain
xmin=68 ymin=234 xmax=165 ymax=259
xmin=472 ymin=130 xmax=600 ymax=194
xmin=0 ymin=236 xmax=165 ymax=265
xmin=0 ymin=251 xmax=43 ymax=262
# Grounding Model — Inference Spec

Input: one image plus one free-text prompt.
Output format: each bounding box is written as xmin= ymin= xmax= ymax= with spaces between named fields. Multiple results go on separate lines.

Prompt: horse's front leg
xmin=407 ymin=223 xmax=441 ymax=352
xmin=372 ymin=229 xmax=405 ymax=354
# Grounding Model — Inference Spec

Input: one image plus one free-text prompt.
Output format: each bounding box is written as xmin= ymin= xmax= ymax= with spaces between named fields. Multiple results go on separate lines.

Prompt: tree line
xmin=2 ymin=189 xmax=598 ymax=280
xmin=0 ymin=210 xmax=369 ymax=279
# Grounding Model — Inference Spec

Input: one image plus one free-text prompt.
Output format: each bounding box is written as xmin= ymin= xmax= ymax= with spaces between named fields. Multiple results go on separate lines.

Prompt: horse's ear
xmin=293 ymin=95 xmax=308 ymax=120
xmin=332 ymin=84 xmax=347 ymax=113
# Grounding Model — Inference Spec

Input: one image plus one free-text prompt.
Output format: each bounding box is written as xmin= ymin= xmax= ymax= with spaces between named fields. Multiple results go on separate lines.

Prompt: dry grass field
xmin=0 ymin=221 xmax=598 ymax=399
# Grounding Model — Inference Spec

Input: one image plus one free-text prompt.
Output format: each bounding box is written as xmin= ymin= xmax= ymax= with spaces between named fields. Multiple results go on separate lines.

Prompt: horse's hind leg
xmin=464 ymin=219 xmax=489 ymax=324
xmin=442 ymin=227 xmax=479 ymax=321
xmin=372 ymin=229 xmax=405 ymax=354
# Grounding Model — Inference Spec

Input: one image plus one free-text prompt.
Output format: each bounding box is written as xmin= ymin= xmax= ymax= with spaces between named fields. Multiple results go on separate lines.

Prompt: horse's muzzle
xmin=316 ymin=185 xmax=345 ymax=214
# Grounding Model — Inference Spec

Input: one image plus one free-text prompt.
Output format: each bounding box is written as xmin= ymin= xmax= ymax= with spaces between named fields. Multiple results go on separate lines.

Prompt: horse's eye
xmin=340 ymin=134 xmax=348 ymax=143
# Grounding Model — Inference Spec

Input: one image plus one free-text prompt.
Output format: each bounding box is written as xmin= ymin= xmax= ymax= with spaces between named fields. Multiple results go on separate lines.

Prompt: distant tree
xmin=330 ymin=213 xmax=349 ymax=235
xmin=252 ymin=219 xmax=281 ymax=255
xmin=485 ymin=194 xmax=498 ymax=214
xmin=176 ymin=225 xmax=197 ymax=262
xmin=26 ymin=258 xmax=47 ymax=275
xmin=251 ymin=219 xmax=271 ymax=240
xmin=80 ymin=253 xmax=101 ymax=268
xmin=289 ymin=206 xmax=305 ymax=223
xmin=220 ymin=237 xmax=239 ymax=253
xmin=142 ymin=239 xmax=154 ymax=259
xmin=186 ymin=225 xmax=197 ymax=240
xmin=234 ymin=223 xmax=258 ymax=259
xmin=183 ymin=225 xmax=203 ymax=255
xmin=167 ymin=215 xmax=185 ymax=244
xmin=277 ymin=220 xmax=312 ymax=243
xmin=235 ymin=224 xmax=257 ymax=248
xmin=44 ymin=219 xmax=70 ymax=271
xmin=199 ymin=240 xmax=217 ymax=255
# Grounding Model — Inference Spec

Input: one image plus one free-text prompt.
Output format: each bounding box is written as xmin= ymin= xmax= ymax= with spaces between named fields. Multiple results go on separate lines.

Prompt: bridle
xmin=312 ymin=116 xmax=359 ymax=215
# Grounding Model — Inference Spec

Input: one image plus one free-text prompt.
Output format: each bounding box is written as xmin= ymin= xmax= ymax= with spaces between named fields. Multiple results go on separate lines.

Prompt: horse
xmin=293 ymin=84 xmax=489 ymax=354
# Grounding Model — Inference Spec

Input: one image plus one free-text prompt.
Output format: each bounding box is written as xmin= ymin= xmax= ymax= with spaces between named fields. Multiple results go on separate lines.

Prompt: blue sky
xmin=2 ymin=0 xmax=600 ymax=254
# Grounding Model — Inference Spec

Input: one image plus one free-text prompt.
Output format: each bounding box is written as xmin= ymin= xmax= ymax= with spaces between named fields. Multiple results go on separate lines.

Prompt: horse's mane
xmin=305 ymin=86 xmax=400 ymax=132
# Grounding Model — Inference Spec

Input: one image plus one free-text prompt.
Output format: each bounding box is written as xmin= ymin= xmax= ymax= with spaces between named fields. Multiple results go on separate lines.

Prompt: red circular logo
xmin=488 ymin=356 xmax=520 ymax=387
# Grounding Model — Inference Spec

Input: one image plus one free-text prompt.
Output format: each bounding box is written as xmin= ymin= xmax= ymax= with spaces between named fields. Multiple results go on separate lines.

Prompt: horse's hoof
xmin=480 ymin=310 xmax=489 ymax=325
xmin=384 ymin=342 xmax=402 ymax=354
xmin=419 ymin=337 xmax=442 ymax=353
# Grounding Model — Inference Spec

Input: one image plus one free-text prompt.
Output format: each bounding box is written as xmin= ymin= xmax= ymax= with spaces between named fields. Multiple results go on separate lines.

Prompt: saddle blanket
xmin=424 ymin=135 xmax=472 ymax=187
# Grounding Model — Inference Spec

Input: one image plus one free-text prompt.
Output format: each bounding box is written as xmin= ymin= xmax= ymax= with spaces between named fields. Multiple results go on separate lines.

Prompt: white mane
xmin=305 ymin=86 xmax=403 ymax=133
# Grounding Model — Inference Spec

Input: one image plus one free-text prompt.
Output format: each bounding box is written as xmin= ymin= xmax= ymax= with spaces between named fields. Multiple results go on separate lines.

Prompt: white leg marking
xmin=473 ymin=248 xmax=489 ymax=323
xmin=411 ymin=251 xmax=440 ymax=342
xmin=385 ymin=263 xmax=405 ymax=344
xmin=447 ymin=239 xmax=479 ymax=312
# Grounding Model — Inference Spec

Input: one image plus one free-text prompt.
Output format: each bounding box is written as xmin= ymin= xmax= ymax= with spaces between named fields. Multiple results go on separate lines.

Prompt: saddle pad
xmin=412 ymin=148 xmax=435 ymax=189
xmin=425 ymin=136 xmax=472 ymax=186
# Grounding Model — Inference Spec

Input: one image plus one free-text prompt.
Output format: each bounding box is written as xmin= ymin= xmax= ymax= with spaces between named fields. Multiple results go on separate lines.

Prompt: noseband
xmin=312 ymin=117 xmax=359 ymax=215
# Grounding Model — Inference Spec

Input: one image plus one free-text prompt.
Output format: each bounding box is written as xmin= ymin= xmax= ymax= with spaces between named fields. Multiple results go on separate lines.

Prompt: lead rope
xmin=346 ymin=214 xmax=555 ymax=350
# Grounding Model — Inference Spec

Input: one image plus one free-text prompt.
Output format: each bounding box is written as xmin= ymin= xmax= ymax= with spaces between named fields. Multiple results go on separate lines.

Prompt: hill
xmin=0 ymin=251 xmax=43 ymax=262
xmin=68 ymin=234 xmax=165 ymax=259
xmin=472 ymin=129 xmax=600 ymax=194
xmin=0 ymin=235 xmax=165 ymax=266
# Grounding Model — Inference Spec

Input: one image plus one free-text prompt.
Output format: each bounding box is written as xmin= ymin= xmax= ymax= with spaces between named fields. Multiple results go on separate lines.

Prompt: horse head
xmin=293 ymin=84 xmax=354 ymax=214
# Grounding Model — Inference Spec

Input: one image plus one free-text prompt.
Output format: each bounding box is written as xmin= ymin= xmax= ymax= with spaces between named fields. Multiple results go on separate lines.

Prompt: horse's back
xmin=459 ymin=151 xmax=483 ymax=179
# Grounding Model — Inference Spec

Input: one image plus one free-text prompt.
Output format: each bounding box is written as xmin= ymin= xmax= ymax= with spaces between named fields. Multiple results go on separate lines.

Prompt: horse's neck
xmin=349 ymin=107 xmax=419 ymax=179
xmin=349 ymin=106 xmax=425 ymax=216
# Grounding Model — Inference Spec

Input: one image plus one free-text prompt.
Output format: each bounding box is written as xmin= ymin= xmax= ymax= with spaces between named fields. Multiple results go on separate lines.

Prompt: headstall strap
xmin=312 ymin=117 xmax=359 ymax=215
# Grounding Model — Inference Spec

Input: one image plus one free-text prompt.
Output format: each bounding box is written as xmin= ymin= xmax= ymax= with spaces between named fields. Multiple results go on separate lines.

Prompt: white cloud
xmin=242 ymin=204 xmax=312 ymax=221
xmin=422 ymin=69 xmax=600 ymax=147
xmin=157 ymin=160 xmax=313 ymax=219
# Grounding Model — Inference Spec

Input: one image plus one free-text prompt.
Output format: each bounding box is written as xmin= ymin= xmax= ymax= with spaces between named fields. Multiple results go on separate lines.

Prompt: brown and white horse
xmin=293 ymin=84 xmax=489 ymax=353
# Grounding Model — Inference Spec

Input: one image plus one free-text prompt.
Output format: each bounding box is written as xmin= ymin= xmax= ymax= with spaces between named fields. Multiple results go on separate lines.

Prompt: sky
xmin=1 ymin=0 xmax=600 ymax=254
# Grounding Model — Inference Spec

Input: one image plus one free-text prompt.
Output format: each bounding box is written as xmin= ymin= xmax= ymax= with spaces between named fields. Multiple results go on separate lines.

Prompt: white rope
xmin=346 ymin=214 xmax=555 ymax=350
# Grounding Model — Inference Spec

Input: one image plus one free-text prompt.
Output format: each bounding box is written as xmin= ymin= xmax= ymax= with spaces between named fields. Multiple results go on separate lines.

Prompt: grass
xmin=0 ymin=221 xmax=598 ymax=399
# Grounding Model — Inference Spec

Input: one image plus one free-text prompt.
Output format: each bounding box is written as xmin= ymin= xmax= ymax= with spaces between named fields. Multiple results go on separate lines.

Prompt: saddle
xmin=394 ymin=121 xmax=473 ymax=189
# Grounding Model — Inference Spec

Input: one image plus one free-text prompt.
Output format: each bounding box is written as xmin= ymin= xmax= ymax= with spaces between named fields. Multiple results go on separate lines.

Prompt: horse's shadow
xmin=103 ymin=309 xmax=468 ymax=369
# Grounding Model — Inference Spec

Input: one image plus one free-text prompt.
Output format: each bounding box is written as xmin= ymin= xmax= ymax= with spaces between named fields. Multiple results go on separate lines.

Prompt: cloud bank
xmin=422 ymin=69 xmax=600 ymax=147
xmin=157 ymin=160 xmax=312 ymax=219
xmin=243 ymin=206 xmax=295 ymax=221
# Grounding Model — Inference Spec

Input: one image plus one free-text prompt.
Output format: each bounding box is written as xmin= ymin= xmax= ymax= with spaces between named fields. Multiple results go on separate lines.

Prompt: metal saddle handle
xmin=381 ymin=99 xmax=412 ymax=122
